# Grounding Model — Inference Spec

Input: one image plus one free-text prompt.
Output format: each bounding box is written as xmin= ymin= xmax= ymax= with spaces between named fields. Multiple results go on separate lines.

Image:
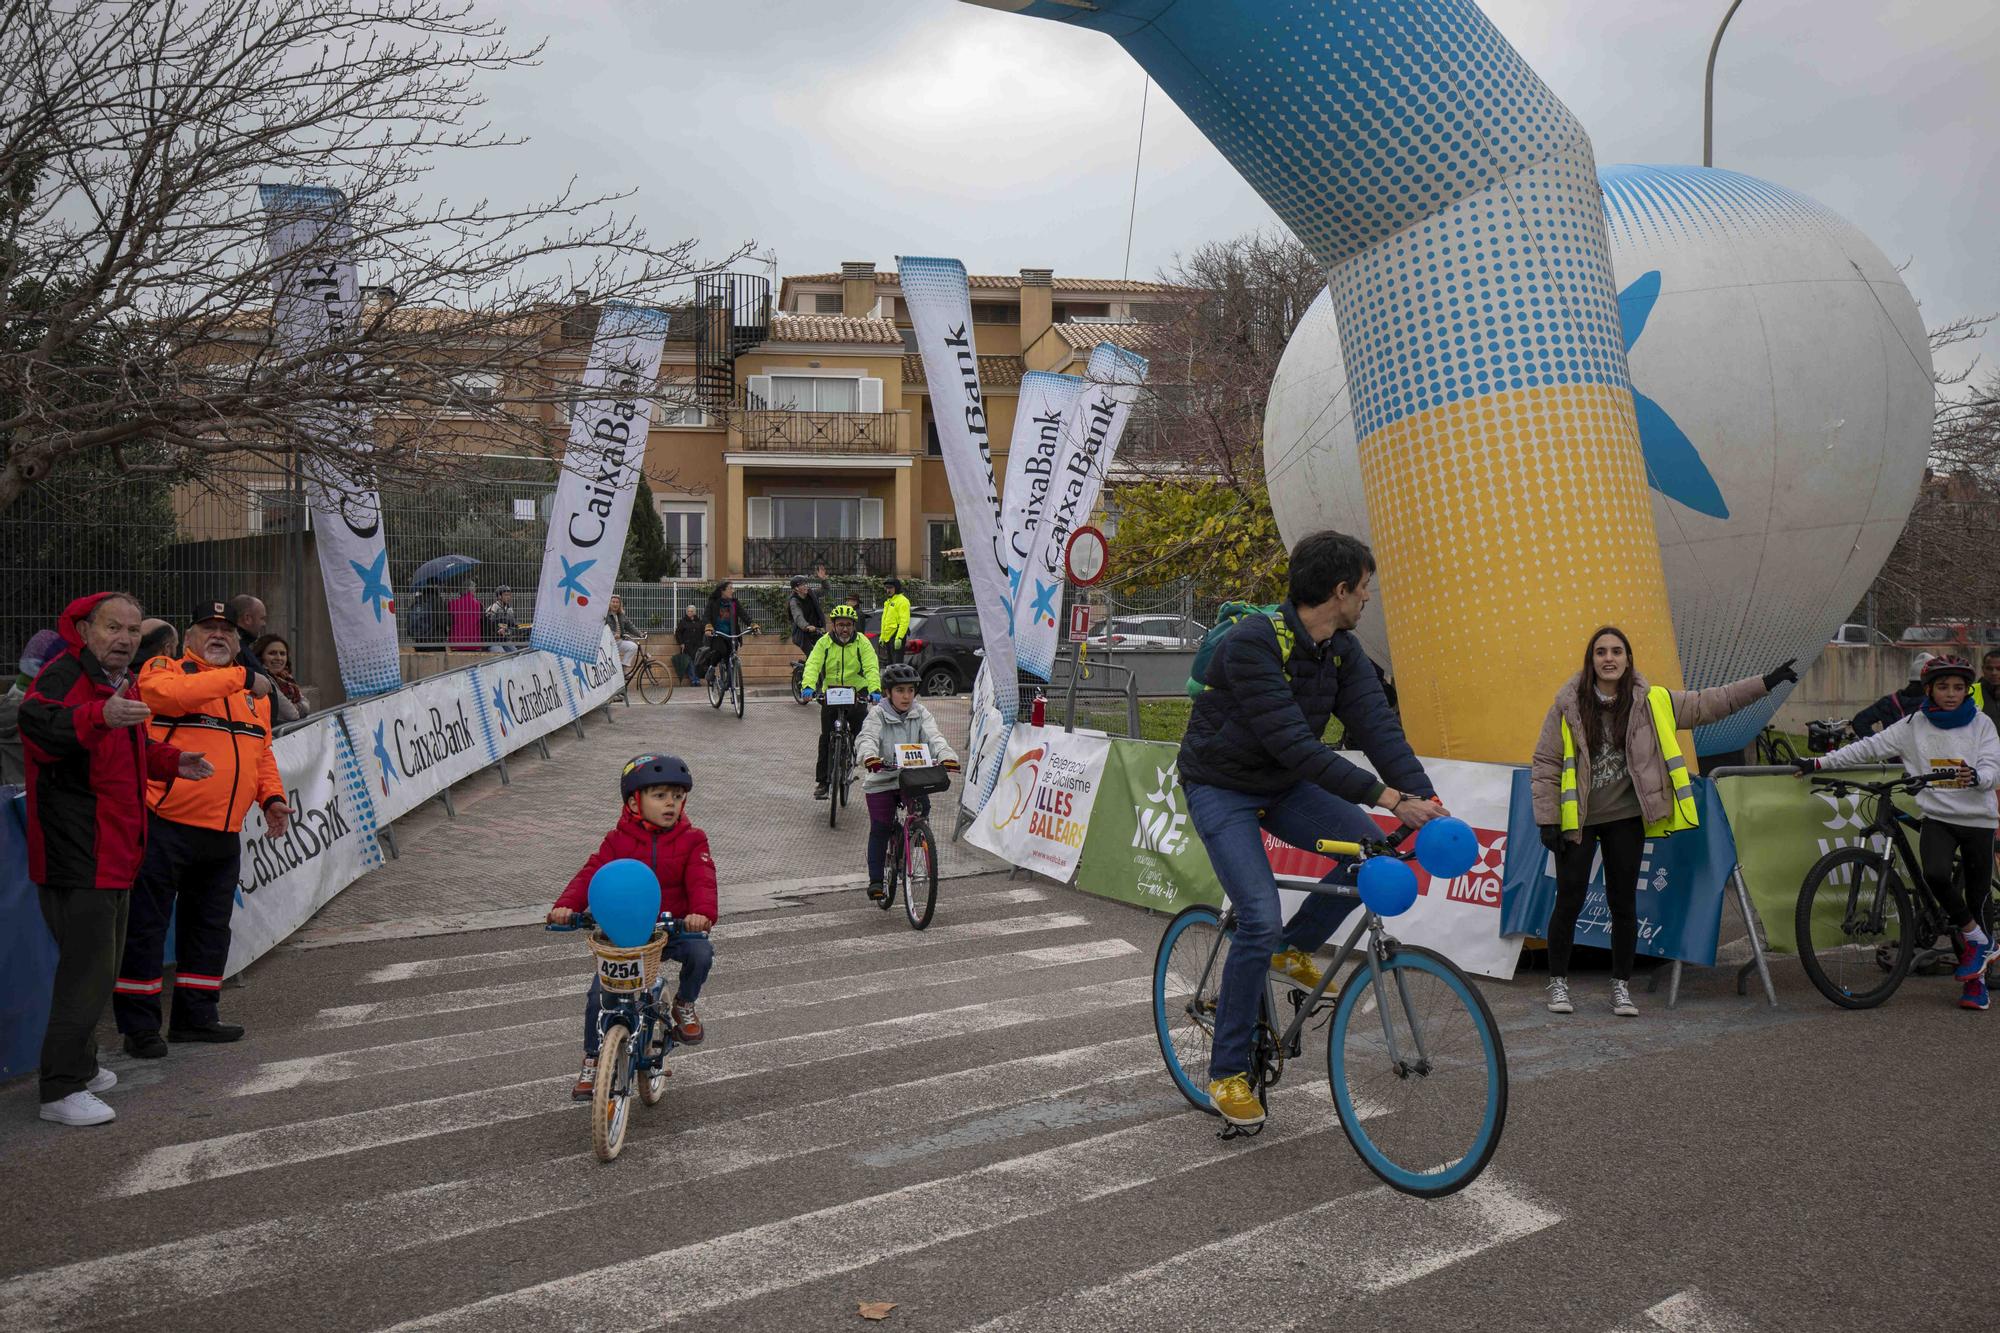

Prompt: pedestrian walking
xmin=1531 ymin=626 xmax=1795 ymax=1018
xmin=674 ymin=604 xmax=706 ymax=684
xmin=18 ymin=593 xmax=210 ymax=1126
xmin=879 ymin=577 xmax=911 ymax=665
xmin=114 ymin=599 xmax=290 ymax=1056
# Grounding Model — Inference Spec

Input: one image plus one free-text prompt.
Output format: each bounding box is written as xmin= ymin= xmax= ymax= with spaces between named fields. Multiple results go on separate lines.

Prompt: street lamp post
xmin=1703 ymin=0 xmax=1747 ymax=167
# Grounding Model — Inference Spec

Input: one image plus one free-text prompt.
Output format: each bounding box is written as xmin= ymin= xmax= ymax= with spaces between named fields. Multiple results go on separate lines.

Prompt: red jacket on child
xmin=554 ymin=807 xmax=718 ymax=921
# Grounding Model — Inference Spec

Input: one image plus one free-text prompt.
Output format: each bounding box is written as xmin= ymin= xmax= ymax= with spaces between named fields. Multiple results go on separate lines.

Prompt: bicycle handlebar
xmin=544 ymin=910 xmax=708 ymax=940
xmin=1313 ymin=822 xmax=1417 ymax=858
xmin=1809 ymin=770 xmax=1954 ymax=795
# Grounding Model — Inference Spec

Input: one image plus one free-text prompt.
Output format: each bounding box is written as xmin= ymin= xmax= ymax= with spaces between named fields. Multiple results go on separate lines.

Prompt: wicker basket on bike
xmin=587 ymin=928 xmax=668 ymax=993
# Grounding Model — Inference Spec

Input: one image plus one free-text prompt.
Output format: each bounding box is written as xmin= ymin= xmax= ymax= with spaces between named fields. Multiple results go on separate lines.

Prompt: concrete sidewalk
xmin=290 ymin=690 xmax=1004 ymax=945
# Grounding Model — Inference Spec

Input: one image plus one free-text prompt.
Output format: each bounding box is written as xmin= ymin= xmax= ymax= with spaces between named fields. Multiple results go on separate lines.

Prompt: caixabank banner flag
xmin=966 ymin=724 xmax=1111 ymax=882
xmin=1015 ymin=342 xmax=1148 ymax=682
xmin=531 ymin=302 xmax=671 ymax=664
xmin=1498 ymin=768 xmax=1733 ymax=967
xmin=1001 ymin=370 xmax=1088 ymax=617
xmin=258 ymin=183 xmax=402 ymax=699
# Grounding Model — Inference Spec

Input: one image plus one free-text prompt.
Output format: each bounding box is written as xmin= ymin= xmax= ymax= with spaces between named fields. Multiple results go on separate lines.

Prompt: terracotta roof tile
xmin=901 ymin=354 xmax=1024 ymax=390
xmin=1049 ymin=321 xmax=1158 ymax=351
xmin=765 ymin=312 xmax=904 ymax=346
xmin=787 ymin=272 xmax=1184 ymax=296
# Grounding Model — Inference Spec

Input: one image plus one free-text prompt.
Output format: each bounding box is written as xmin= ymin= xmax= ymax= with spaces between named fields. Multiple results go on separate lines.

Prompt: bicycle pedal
xmin=1216 ymin=1121 xmax=1265 ymax=1141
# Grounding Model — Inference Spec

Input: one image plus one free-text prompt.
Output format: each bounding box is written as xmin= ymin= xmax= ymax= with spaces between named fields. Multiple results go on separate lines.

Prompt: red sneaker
xmin=571 ymin=1055 xmax=597 ymax=1100
xmin=672 ymin=1000 xmax=704 ymax=1045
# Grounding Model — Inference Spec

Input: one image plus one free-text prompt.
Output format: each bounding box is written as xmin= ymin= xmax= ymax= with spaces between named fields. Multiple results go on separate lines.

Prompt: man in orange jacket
xmin=114 ymin=599 xmax=293 ymax=1055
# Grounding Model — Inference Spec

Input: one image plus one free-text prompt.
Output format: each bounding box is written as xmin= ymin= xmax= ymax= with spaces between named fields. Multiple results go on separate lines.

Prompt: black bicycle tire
xmin=1151 ymin=903 xmax=1227 ymax=1115
xmin=1770 ymin=734 xmax=1798 ymax=764
xmin=880 ymin=824 xmax=900 ymax=910
xmin=1795 ymin=846 xmax=1913 ymax=1009
xmin=904 ymin=818 xmax=939 ymax=930
xmin=828 ymin=729 xmax=843 ymax=830
xmin=637 ymin=660 xmax=672 ymax=705
xmin=837 ymin=730 xmax=854 ymax=809
xmin=732 ymin=661 xmax=745 ymax=718
xmin=706 ymin=662 xmax=723 ymax=709
xmin=592 ymin=1024 xmax=632 ymax=1162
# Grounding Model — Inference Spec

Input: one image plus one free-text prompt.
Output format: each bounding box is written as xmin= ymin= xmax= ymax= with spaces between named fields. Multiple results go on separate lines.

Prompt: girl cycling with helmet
xmin=856 ymin=663 xmax=960 ymax=901
xmin=800 ymin=603 xmax=880 ymax=800
xmin=1798 ymin=654 xmax=2000 ymax=1009
xmin=547 ymin=754 xmax=717 ymax=1094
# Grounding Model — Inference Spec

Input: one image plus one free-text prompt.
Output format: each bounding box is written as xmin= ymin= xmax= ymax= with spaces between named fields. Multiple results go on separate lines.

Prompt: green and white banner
xmin=1075 ymin=739 xmax=1224 ymax=915
xmin=1717 ymin=767 xmax=1912 ymax=954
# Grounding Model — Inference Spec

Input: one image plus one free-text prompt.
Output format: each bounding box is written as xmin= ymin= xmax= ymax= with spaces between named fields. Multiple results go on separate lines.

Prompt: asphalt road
xmin=2 ymin=874 xmax=1995 ymax=1332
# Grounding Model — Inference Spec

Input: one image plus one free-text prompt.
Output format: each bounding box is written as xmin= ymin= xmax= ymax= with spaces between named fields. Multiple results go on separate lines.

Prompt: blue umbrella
xmin=412 ymin=553 xmax=481 ymax=587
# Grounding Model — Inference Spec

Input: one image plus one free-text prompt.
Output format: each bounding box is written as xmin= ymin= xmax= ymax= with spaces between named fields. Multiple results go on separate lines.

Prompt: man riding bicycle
xmin=800 ymin=604 xmax=880 ymax=800
xmin=1177 ymin=530 xmax=1445 ymax=1129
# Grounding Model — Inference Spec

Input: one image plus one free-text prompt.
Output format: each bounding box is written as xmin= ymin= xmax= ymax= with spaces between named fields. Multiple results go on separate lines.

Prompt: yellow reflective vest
xmin=880 ymin=594 xmax=911 ymax=648
xmin=1559 ymin=685 xmax=1699 ymax=838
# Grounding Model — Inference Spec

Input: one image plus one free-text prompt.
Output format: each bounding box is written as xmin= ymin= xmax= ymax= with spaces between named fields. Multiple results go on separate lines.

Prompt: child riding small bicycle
xmin=1796 ymin=654 xmax=2000 ymax=1010
xmin=855 ymin=663 xmax=958 ymax=902
xmin=547 ymin=754 xmax=718 ymax=1094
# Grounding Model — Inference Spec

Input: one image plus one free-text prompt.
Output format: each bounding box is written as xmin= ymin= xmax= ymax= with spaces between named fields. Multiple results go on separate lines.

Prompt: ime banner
xmin=257 ymin=184 xmax=402 ymax=698
xmin=530 ymin=303 xmax=671 ymax=664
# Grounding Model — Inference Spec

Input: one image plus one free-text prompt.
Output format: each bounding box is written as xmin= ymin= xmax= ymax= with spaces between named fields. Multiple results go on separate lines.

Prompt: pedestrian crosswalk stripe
xmin=317 ymin=926 xmax=1128 ymax=1031
xmin=951 ymin=1175 xmax=1559 ymax=1332
xmin=4 ymin=1036 xmax=1159 ymax=1330
xmin=360 ymin=887 xmax=1052 ymax=983
xmin=240 ymin=944 xmax=1140 ymax=1097
xmin=379 ymin=1086 xmax=1338 ymax=1331
xmin=115 ymin=963 xmax=1147 ymax=1195
xmin=1610 ymin=1290 xmax=1753 ymax=1333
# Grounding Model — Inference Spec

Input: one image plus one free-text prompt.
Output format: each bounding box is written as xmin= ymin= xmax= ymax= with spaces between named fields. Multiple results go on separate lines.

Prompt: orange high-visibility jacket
xmin=138 ymin=653 xmax=284 ymax=833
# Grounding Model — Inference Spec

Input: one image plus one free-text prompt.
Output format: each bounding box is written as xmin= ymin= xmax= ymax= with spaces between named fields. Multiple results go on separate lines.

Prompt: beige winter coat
xmin=1529 ymin=672 xmax=1768 ymax=837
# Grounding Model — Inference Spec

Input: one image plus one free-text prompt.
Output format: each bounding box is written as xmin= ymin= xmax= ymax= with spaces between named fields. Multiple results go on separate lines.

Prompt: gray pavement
xmin=3 ymin=872 xmax=1997 ymax=1332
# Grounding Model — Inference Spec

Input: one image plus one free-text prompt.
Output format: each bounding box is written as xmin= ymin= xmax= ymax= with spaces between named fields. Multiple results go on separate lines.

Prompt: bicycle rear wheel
xmin=592 ymin=1024 xmax=633 ymax=1162
xmin=1327 ymin=944 xmax=1505 ymax=1198
xmin=903 ymin=818 xmax=938 ymax=930
xmin=1796 ymin=846 xmax=1913 ymax=1008
xmin=1152 ymin=904 xmax=1228 ymax=1115
xmin=637 ymin=660 xmax=673 ymax=705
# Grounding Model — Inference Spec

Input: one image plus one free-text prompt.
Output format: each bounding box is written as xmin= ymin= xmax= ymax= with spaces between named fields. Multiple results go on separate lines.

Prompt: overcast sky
xmin=447 ymin=0 xmax=1997 ymax=380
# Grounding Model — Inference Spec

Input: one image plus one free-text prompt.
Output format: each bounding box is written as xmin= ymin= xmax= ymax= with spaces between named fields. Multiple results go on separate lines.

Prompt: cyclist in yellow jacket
xmin=801 ymin=604 xmax=880 ymax=799
xmin=878 ymin=578 xmax=912 ymax=664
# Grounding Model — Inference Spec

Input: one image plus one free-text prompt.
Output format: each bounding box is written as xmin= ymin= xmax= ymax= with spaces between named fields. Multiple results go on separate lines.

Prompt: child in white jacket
xmin=1800 ymin=654 xmax=2000 ymax=1008
xmin=855 ymin=663 xmax=959 ymax=902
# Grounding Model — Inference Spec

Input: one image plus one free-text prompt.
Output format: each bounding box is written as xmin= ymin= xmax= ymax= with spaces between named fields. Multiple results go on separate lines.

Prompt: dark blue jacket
xmin=1176 ymin=603 xmax=1432 ymax=805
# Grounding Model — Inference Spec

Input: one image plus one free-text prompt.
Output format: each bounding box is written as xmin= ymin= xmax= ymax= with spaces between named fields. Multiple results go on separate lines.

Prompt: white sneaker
xmin=1545 ymin=978 xmax=1574 ymax=1014
xmin=86 ymin=1067 xmax=116 ymax=1094
xmin=1611 ymin=980 xmax=1639 ymax=1017
xmin=39 ymin=1091 xmax=116 ymax=1126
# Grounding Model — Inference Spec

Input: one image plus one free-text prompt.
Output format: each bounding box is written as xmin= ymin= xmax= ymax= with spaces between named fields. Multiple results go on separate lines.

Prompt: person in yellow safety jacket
xmin=113 ymin=599 xmax=292 ymax=1055
xmin=1529 ymin=624 xmax=1794 ymax=1020
xmin=1973 ymin=650 xmax=2000 ymax=732
xmin=878 ymin=578 xmax=912 ymax=665
xmin=800 ymin=604 xmax=880 ymax=800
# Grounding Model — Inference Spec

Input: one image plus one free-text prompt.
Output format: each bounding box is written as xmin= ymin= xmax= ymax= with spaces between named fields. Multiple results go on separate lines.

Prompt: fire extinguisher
xmin=1030 ymin=690 xmax=1047 ymax=727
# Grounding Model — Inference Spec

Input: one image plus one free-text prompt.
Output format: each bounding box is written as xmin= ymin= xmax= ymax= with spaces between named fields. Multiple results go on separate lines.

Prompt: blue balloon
xmin=588 ymin=858 xmax=662 ymax=947
xmin=1415 ymin=817 xmax=1480 ymax=879
xmin=1357 ymin=856 xmax=1419 ymax=918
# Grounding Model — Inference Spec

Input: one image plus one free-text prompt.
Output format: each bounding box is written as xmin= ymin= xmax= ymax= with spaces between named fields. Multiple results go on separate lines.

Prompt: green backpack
xmin=1185 ymin=602 xmax=1297 ymax=698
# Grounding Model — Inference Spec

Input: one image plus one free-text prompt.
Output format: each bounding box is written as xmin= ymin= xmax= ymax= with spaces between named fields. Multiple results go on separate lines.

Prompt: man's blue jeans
xmin=583 ymin=933 xmax=712 ymax=1057
xmin=1184 ymin=780 xmax=1384 ymax=1081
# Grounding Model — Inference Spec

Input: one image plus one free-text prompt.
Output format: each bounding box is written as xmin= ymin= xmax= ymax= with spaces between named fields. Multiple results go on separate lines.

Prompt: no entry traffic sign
xmin=1065 ymin=525 xmax=1108 ymax=586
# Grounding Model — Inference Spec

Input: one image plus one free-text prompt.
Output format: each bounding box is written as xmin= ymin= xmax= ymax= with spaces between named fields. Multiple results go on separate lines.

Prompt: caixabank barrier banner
xmin=1497 ymin=768 xmax=1735 ymax=967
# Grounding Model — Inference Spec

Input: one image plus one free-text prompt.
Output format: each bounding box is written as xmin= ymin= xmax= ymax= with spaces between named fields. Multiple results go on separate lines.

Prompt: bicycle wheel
xmin=637 ymin=1016 xmax=669 ymax=1107
xmin=637 ymin=660 xmax=674 ymax=705
xmin=1796 ymin=846 xmax=1913 ymax=1008
xmin=836 ymin=733 xmax=855 ymax=809
xmin=1327 ymin=944 xmax=1505 ymax=1198
xmin=732 ymin=660 xmax=745 ymax=718
xmin=1152 ymin=904 xmax=1228 ymax=1115
xmin=903 ymin=818 xmax=939 ymax=930
xmin=792 ymin=663 xmax=810 ymax=706
xmin=592 ymin=1023 xmax=633 ymax=1162
xmin=1769 ymin=734 xmax=1798 ymax=765
xmin=706 ymin=662 xmax=724 ymax=709
xmin=880 ymin=823 xmax=901 ymax=911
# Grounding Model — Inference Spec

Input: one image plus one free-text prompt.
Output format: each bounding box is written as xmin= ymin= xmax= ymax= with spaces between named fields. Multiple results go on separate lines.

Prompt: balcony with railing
xmin=732 ymin=390 xmax=908 ymax=456
xmin=744 ymin=537 xmax=896 ymax=578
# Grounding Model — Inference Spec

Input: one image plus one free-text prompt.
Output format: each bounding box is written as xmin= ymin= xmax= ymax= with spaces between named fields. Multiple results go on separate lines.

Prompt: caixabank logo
xmin=373 ymin=700 xmax=479 ymax=792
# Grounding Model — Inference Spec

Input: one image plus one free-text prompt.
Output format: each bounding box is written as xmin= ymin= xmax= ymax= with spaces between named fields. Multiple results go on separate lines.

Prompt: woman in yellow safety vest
xmin=1530 ymin=626 xmax=1794 ymax=1019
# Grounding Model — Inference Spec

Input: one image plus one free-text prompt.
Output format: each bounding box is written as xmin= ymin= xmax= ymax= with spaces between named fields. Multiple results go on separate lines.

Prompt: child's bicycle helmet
xmin=881 ymin=663 xmax=920 ymax=688
xmin=1922 ymin=655 xmax=1976 ymax=688
xmin=621 ymin=753 xmax=693 ymax=797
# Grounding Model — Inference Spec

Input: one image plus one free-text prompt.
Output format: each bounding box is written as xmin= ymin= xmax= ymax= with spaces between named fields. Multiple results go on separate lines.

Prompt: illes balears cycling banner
xmin=257 ymin=184 xmax=403 ymax=699
xmin=1013 ymin=342 xmax=1149 ymax=682
xmin=529 ymin=303 xmax=671 ymax=664
xmin=899 ymin=256 xmax=1023 ymax=812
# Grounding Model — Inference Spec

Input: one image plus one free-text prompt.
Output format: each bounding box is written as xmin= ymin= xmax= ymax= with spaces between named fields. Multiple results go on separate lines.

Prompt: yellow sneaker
xmin=1270 ymin=947 xmax=1324 ymax=990
xmin=1205 ymin=1074 xmax=1266 ymax=1127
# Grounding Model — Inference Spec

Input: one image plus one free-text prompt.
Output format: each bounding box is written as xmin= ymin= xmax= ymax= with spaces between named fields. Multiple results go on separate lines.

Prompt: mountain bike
xmin=820 ymin=687 xmax=861 ymax=828
xmin=1151 ymin=827 xmax=1506 ymax=1198
xmin=545 ymin=910 xmax=707 ymax=1162
xmin=875 ymin=758 xmax=951 ymax=930
xmin=621 ymin=636 xmax=674 ymax=705
xmin=1753 ymin=725 xmax=1798 ymax=766
xmin=1793 ymin=771 xmax=1994 ymax=1008
xmin=704 ymin=628 xmax=755 ymax=719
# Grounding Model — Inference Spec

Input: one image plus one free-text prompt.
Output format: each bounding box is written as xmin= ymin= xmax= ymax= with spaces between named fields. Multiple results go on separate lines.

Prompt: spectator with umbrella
xmin=408 ymin=554 xmax=480 ymax=653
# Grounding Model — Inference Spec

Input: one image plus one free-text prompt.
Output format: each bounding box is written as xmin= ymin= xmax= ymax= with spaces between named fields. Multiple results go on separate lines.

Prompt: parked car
xmin=864 ymin=604 xmax=1048 ymax=697
xmin=1828 ymin=623 xmax=1892 ymax=647
xmin=1086 ymin=614 xmax=1207 ymax=648
xmin=1897 ymin=623 xmax=1971 ymax=646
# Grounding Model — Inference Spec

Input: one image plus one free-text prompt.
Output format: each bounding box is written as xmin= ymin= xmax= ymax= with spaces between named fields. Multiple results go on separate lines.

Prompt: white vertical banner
xmin=529 ymin=303 xmax=671 ymax=664
xmin=258 ymin=184 xmax=402 ymax=698
xmin=1000 ymin=370 xmax=1088 ymax=617
xmin=899 ymin=256 xmax=1020 ymax=727
xmin=1015 ymin=342 xmax=1149 ymax=681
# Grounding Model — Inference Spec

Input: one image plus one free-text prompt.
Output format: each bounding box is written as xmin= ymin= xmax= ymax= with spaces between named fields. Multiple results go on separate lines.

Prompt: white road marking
xmin=1611 ymin=1290 xmax=1754 ymax=1333
xmin=4 ymin=1037 xmax=1159 ymax=1330
xmin=379 ymin=1088 xmax=1335 ymax=1331
xmin=954 ymin=1175 xmax=1559 ymax=1332
xmin=113 ymin=961 xmax=1145 ymax=1195
xmin=357 ymin=886 xmax=1050 ymax=983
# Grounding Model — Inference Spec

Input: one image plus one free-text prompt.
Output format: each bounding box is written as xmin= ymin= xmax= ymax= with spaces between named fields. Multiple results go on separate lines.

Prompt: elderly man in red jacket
xmin=18 ymin=592 xmax=212 ymax=1127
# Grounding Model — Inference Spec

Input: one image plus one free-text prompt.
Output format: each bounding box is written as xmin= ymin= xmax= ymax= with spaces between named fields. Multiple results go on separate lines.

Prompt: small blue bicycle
xmin=547 ymin=909 xmax=707 ymax=1162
